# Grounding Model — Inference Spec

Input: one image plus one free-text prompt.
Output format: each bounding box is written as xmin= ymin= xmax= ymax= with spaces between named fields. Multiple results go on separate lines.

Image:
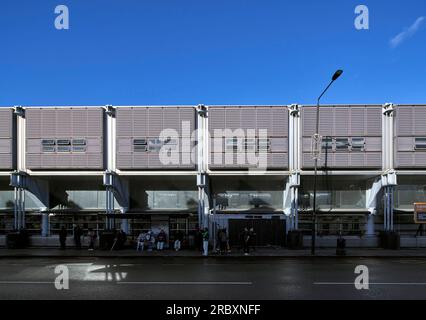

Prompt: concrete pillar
xmin=366 ymin=214 xmax=375 ymax=236
xmin=41 ymin=213 xmax=49 ymax=237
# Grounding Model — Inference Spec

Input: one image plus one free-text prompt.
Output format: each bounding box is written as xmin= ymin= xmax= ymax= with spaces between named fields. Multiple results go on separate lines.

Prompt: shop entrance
xmin=228 ymin=218 xmax=286 ymax=247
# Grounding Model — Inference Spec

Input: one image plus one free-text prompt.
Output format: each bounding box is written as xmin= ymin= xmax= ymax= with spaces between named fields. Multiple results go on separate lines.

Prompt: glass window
xmin=134 ymin=145 xmax=148 ymax=152
xmin=163 ymin=138 xmax=178 ymax=145
xmin=72 ymin=146 xmax=86 ymax=152
xmin=244 ymin=138 xmax=256 ymax=152
xmin=225 ymin=138 xmax=240 ymax=152
xmin=41 ymin=139 xmax=55 ymax=146
xmin=57 ymin=139 xmax=71 ymax=145
xmin=321 ymin=137 xmax=333 ymax=151
xmin=72 ymin=139 xmax=86 ymax=146
xmin=133 ymin=138 xmax=147 ymax=145
xmin=57 ymin=146 xmax=71 ymax=152
xmin=42 ymin=146 xmax=56 ymax=153
xmin=415 ymin=137 xmax=426 ymax=150
xmin=257 ymin=138 xmax=270 ymax=152
xmin=147 ymin=138 xmax=162 ymax=152
xmin=351 ymin=137 xmax=365 ymax=151
xmin=335 ymin=138 xmax=350 ymax=151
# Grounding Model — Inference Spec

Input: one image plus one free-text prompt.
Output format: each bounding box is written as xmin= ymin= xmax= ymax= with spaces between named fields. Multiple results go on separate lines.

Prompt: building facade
xmin=0 ymin=104 xmax=425 ymax=248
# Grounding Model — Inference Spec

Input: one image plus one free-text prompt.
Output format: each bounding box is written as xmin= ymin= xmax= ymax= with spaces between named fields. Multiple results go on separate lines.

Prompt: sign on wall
xmin=414 ymin=203 xmax=426 ymax=224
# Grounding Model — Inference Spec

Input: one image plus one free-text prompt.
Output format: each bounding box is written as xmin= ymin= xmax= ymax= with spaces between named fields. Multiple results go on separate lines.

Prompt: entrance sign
xmin=414 ymin=203 xmax=426 ymax=224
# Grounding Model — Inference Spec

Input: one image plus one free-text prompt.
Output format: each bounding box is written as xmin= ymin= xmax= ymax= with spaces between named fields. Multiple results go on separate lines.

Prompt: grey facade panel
xmin=25 ymin=107 xmax=104 ymax=170
xmin=116 ymin=106 xmax=196 ymax=170
xmin=0 ymin=108 xmax=13 ymax=170
xmin=301 ymin=105 xmax=382 ymax=169
xmin=395 ymin=105 xmax=426 ymax=168
xmin=208 ymin=106 xmax=289 ymax=170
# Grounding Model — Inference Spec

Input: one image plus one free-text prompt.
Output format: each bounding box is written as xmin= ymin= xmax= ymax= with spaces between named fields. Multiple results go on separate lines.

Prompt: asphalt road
xmin=1 ymin=257 xmax=426 ymax=300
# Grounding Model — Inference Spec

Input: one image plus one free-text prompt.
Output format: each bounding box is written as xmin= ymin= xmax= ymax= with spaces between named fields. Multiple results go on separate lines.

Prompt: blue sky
xmin=0 ymin=0 xmax=425 ymax=106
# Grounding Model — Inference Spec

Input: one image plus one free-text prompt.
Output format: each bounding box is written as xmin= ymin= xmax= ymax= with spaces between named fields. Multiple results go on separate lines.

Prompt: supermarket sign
xmin=414 ymin=203 xmax=426 ymax=224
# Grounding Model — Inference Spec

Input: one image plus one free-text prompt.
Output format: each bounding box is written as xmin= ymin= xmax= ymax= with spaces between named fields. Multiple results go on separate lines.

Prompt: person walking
xmin=202 ymin=227 xmax=209 ymax=256
xmin=59 ymin=226 xmax=67 ymax=250
xmin=219 ymin=229 xmax=227 ymax=255
xmin=88 ymin=228 xmax=97 ymax=251
xmin=242 ymin=228 xmax=251 ymax=256
xmin=73 ymin=225 xmax=82 ymax=249
xmin=157 ymin=229 xmax=166 ymax=251
xmin=174 ymin=230 xmax=183 ymax=251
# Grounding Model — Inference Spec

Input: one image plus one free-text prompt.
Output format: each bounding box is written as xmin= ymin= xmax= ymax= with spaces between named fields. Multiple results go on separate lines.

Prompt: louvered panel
xmin=270 ymin=137 xmax=287 ymax=152
xmin=366 ymin=107 xmax=382 ymax=135
xmin=413 ymin=106 xmax=426 ymax=136
xmin=414 ymin=153 xmax=426 ymax=167
xmin=396 ymin=106 xmax=413 ymax=136
xmin=256 ymin=108 xmax=271 ymax=132
xmin=350 ymin=107 xmax=365 ymax=136
xmin=333 ymin=108 xmax=349 ymax=136
xmin=56 ymin=154 xmax=73 ymax=168
xmin=26 ymin=109 xmax=41 ymax=138
xmin=179 ymin=108 xmax=195 ymax=135
xmin=302 ymin=153 xmax=315 ymax=168
xmin=0 ymin=139 xmax=11 ymax=153
xmin=87 ymin=154 xmax=103 ymax=168
xmin=56 ymin=109 xmax=72 ymax=136
xmin=350 ymin=153 xmax=364 ymax=167
xmin=26 ymin=139 xmax=40 ymax=153
xmin=148 ymin=153 xmax=164 ymax=168
xmin=0 ymin=154 xmax=11 ymax=169
xmin=0 ymin=109 xmax=12 ymax=138
xmin=116 ymin=108 xmax=133 ymax=137
xmin=132 ymin=107 xmax=147 ymax=137
xmin=396 ymin=137 xmax=413 ymax=152
xmin=365 ymin=137 xmax=382 ymax=151
xmin=41 ymin=109 xmax=56 ymax=136
xmin=302 ymin=138 xmax=312 ymax=152
xmin=225 ymin=108 xmax=241 ymax=130
xmin=86 ymin=108 xmax=103 ymax=137
xmin=72 ymin=109 xmax=88 ymax=136
xmin=72 ymin=154 xmax=87 ymax=167
xmin=396 ymin=153 xmax=413 ymax=168
xmin=117 ymin=154 xmax=133 ymax=169
xmin=365 ymin=153 xmax=382 ymax=167
xmin=147 ymin=108 xmax=163 ymax=136
xmin=209 ymin=107 xmax=226 ymax=132
xmin=269 ymin=153 xmax=288 ymax=169
xmin=26 ymin=155 xmax=41 ymax=168
xmin=86 ymin=138 xmax=102 ymax=153
xmin=163 ymin=107 xmax=180 ymax=131
xmin=319 ymin=108 xmax=334 ymax=136
xmin=334 ymin=153 xmax=349 ymax=167
xmin=133 ymin=153 xmax=149 ymax=168
xmin=302 ymin=107 xmax=316 ymax=137
xmin=117 ymin=138 xmax=131 ymax=153
xmin=271 ymin=107 xmax=288 ymax=136
xmin=41 ymin=154 xmax=56 ymax=168
xmin=240 ymin=108 xmax=257 ymax=131
xmin=180 ymin=153 xmax=196 ymax=169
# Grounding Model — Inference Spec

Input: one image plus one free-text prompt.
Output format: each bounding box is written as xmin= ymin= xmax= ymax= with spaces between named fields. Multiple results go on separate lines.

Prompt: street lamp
xmin=311 ymin=69 xmax=343 ymax=255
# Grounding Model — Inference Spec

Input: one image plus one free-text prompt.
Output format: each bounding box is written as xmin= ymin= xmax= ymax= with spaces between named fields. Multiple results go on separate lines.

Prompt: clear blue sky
xmin=0 ymin=0 xmax=425 ymax=106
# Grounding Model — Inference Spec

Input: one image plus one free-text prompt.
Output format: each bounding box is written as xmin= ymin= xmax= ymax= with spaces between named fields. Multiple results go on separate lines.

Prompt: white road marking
xmin=314 ymin=282 xmax=426 ymax=286
xmin=118 ymin=281 xmax=253 ymax=285
xmin=0 ymin=281 xmax=54 ymax=285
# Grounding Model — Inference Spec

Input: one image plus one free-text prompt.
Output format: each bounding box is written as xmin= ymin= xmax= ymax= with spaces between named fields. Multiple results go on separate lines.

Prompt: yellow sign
xmin=414 ymin=203 xmax=426 ymax=224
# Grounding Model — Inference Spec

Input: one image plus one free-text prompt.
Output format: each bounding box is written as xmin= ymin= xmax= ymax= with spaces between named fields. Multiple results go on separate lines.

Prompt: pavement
xmin=3 ymin=246 xmax=426 ymax=258
xmin=2 ymin=256 xmax=426 ymax=299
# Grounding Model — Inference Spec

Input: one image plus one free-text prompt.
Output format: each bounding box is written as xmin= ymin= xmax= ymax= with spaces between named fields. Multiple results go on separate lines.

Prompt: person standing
xmin=219 ymin=229 xmax=227 ymax=255
xmin=174 ymin=230 xmax=183 ymax=252
xmin=73 ymin=225 xmax=82 ymax=249
xmin=157 ymin=229 xmax=166 ymax=251
xmin=59 ymin=226 xmax=67 ymax=250
xmin=88 ymin=228 xmax=96 ymax=251
xmin=137 ymin=231 xmax=146 ymax=251
xmin=242 ymin=228 xmax=251 ymax=256
xmin=202 ymin=227 xmax=209 ymax=256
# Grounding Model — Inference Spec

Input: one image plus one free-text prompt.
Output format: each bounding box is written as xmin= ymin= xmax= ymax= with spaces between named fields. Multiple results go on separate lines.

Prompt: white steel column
xmin=196 ymin=104 xmax=209 ymax=229
xmin=287 ymin=104 xmax=301 ymax=231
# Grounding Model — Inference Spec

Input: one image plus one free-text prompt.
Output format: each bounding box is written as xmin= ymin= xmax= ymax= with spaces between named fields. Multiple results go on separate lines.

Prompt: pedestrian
xmin=137 ymin=231 xmax=146 ymax=251
xmin=144 ymin=230 xmax=154 ymax=251
xmin=59 ymin=226 xmax=67 ymax=250
xmin=174 ymin=230 xmax=183 ymax=251
xmin=88 ymin=228 xmax=97 ymax=251
xmin=242 ymin=228 xmax=250 ymax=256
xmin=157 ymin=229 xmax=166 ymax=251
xmin=202 ymin=227 xmax=209 ymax=256
xmin=195 ymin=226 xmax=202 ymax=252
xmin=249 ymin=227 xmax=256 ymax=252
xmin=219 ymin=229 xmax=227 ymax=255
xmin=73 ymin=225 xmax=82 ymax=249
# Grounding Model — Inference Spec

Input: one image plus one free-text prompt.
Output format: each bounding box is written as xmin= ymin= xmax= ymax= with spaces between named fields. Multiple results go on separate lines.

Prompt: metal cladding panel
xmin=395 ymin=105 xmax=426 ymax=168
xmin=0 ymin=108 xmax=13 ymax=170
xmin=365 ymin=153 xmax=382 ymax=167
xmin=365 ymin=107 xmax=382 ymax=136
xmin=25 ymin=107 xmax=104 ymax=169
xmin=116 ymin=106 xmax=196 ymax=170
xmin=334 ymin=108 xmax=349 ymax=136
xmin=349 ymin=107 xmax=365 ymax=136
xmin=365 ymin=137 xmax=382 ymax=151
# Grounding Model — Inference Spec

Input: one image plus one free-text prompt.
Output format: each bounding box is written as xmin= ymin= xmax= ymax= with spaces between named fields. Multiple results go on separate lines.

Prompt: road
xmin=1 ymin=257 xmax=426 ymax=299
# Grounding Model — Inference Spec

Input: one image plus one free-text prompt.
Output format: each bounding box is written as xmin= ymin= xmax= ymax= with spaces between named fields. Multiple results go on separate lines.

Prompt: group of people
xmin=136 ymin=229 xmax=171 ymax=252
xmin=59 ymin=225 xmax=97 ymax=251
xmin=241 ymin=227 xmax=256 ymax=255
